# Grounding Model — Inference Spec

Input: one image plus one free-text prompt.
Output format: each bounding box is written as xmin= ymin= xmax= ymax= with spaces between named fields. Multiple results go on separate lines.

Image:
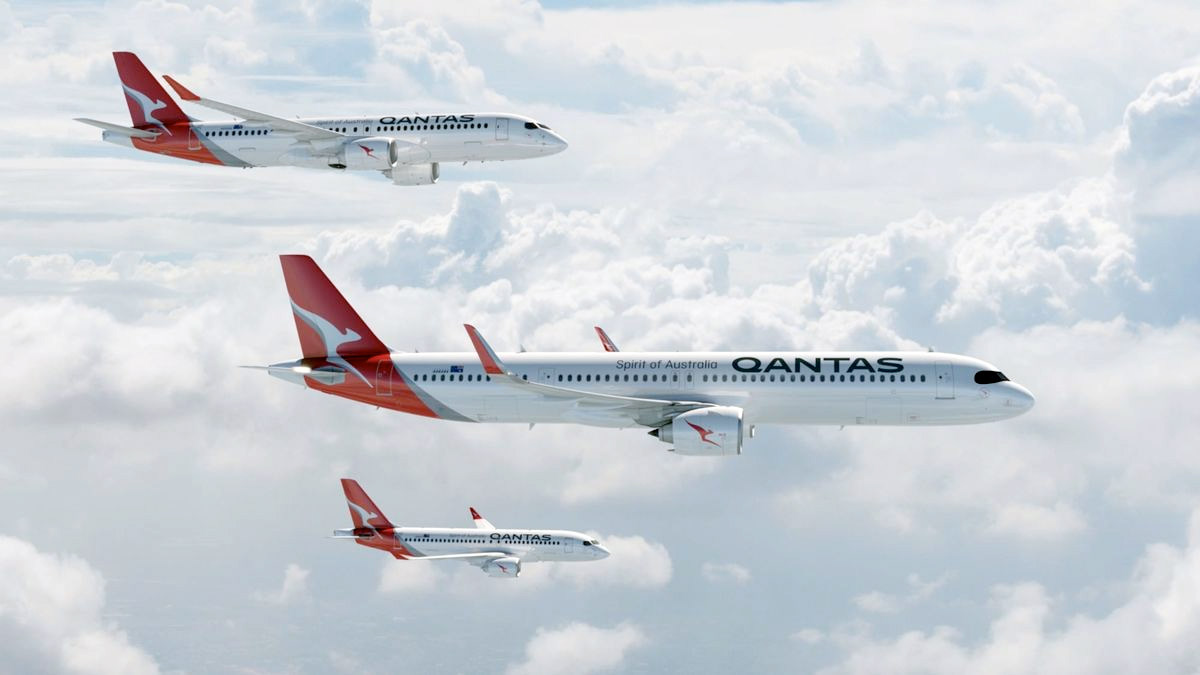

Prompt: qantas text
xmin=379 ymin=114 xmax=476 ymax=125
xmin=732 ymin=356 xmax=904 ymax=374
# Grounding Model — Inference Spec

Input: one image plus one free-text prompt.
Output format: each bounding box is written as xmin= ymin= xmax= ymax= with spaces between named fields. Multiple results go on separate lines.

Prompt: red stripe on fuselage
xmin=130 ymin=122 xmax=228 ymax=166
xmin=305 ymin=354 xmax=443 ymax=419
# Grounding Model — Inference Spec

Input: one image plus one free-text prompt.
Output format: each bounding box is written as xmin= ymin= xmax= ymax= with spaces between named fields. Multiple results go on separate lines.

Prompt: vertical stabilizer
xmin=111 ymin=52 xmax=189 ymax=133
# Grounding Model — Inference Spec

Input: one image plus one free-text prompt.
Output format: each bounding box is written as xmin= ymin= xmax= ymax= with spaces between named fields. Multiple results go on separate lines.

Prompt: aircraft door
xmin=188 ymin=127 xmax=201 ymax=151
xmin=495 ymin=118 xmax=508 ymax=141
xmin=539 ymin=367 xmax=556 ymax=384
xmin=562 ymin=538 xmax=573 ymax=554
xmin=934 ymin=362 xmax=954 ymax=399
xmin=375 ymin=361 xmax=393 ymax=396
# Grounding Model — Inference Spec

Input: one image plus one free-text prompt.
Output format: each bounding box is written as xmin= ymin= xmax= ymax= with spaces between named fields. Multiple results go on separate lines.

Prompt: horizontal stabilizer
xmin=74 ymin=118 xmax=160 ymax=139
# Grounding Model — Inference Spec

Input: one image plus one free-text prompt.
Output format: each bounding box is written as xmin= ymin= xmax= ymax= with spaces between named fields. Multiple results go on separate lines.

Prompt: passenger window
xmin=839 ymin=375 xmax=846 ymax=382
xmin=558 ymin=374 xmax=563 ymax=382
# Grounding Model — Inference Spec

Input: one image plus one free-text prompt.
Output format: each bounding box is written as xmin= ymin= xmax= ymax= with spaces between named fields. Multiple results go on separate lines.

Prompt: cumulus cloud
xmin=255 ymin=563 xmax=311 ymax=605
xmin=820 ymin=508 xmax=1200 ymax=674
xmin=506 ymin=622 xmax=648 ymax=675
xmin=0 ymin=535 xmax=160 ymax=675
xmin=853 ymin=573 xmax=948 ymax=614
xmin=701 ymin=562 xmax=751 ymax=584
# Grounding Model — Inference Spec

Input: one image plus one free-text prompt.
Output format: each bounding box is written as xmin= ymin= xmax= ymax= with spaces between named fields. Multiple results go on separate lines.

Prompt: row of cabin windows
xmin=559 ymin=372 xmax=926 ymax=384
xmin=374 ymin=123 xmax=489 ymax=132
xmin=204 ymin=123 xmax=493 ymax=137
xmin=404 ymin=537 xmax=559 ymax=545
xmin=206 ymin=129 xmax=267 ymax=137
xmin=410 ymin=372 xmax=926 ymax=384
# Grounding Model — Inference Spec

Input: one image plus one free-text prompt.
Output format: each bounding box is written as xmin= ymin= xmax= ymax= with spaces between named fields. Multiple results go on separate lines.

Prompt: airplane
xmin=75 ymin=52 xmax=567 ymax=185
xmin=254 ymin=255 xmax=1036 ymax=456
xmin=334 ymin=479 xmax=609 ymax=578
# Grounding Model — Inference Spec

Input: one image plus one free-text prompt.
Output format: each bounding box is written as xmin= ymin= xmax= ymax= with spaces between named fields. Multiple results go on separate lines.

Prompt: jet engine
xmin=342 ymin=137 xmax=396 ymax=171
xmin=389 ymin=162 xmax=440 ymax=185
xmin=651 ymin=406 xmax=744 ymax=456
xmin=482 ymin=556 xmax=521 ymax=578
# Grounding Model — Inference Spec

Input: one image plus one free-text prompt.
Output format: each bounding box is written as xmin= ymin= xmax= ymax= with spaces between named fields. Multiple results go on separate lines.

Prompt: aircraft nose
xmin=594 ymin=544 xmax=611 ymax=559
xmin=1004 ymin=383 xmax=1035 ymax=415
xmin=545 ymin=131 xmax=568 ymax=153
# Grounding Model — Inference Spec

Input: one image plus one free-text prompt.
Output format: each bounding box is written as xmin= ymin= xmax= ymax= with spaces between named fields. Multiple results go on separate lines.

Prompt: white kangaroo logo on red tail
xmin=346 ymin=500 xmax=380 ymax=527
xmin=289 ymin=300 xmax=372 ymax=387
xmin=121 ymin=84 xmax=172 ymax=136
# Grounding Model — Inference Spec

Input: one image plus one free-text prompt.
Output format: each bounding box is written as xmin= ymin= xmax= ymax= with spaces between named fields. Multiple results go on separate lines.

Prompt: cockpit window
xmin=590 ymin=539 xmax=599 ymax=545
xmin=524 ymin=122 xmax=538 ymax=129
xmin=974 ymin=370 xmax=1010 ymax=384
xmin=582 ymin=541 xmax=592 ymax=546
xmin=537 ymin=123 xmax=551 ymax=130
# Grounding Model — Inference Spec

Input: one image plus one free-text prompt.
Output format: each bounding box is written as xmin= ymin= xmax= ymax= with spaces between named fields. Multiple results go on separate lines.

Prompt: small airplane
xmin=334 ymin=479 xmax=609 ymax=578
xmin=76 ymin=52 xmax=567 ymax=185
xmin=253 ymin=255 xmax=1036 ymax=456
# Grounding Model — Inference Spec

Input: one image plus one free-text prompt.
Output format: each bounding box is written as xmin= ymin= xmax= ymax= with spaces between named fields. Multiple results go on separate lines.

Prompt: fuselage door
xmin=562 ymin=538 xmax=573 ymax=554
xmin=188 ymin=127 xmax=201 ymax=151
xmin=375 ymin=361 xmax=393 ymax=396
xmin=934 ymin=361 xmax=954 ymax=399
xmin=495 ymin=117 xmax=508 ymax=141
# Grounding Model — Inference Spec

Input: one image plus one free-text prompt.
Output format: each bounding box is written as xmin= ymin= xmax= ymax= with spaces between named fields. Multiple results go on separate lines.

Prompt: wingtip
xmin=470 ymin=507 xmax=482 ymax=519
xmin=162 ymin=74 xmax=200 ymax=101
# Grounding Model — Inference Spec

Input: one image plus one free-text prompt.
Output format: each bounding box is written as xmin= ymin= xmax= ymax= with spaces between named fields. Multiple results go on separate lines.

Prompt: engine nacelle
xmin=481 ymin=556 xmax=521 ymax=578
xmin=652 ymin=406 xmax=744 ymax=456
xmin=342 ymin=137 xmax=396 ymax=170
xmin=389 ymin=162 xmax=439 ymax=186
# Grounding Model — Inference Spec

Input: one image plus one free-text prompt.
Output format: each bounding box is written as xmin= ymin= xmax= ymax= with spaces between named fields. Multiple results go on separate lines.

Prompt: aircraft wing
xmin=162 ymin=75 xmax=344 ymax=141
xmin=411 ymin=552 xmax=509 ymax=562
xmin=464 ymin=325 xmax=712 ymax=427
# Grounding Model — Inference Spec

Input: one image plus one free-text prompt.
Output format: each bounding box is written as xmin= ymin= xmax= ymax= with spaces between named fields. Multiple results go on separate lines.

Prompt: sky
xmin=2 ymin=0 xmax=1200 ymax=673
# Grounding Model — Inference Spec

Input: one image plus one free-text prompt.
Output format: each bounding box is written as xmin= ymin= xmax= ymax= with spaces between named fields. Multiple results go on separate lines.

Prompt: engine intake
xmin=651 ymin=406 xmax=744 ymax=456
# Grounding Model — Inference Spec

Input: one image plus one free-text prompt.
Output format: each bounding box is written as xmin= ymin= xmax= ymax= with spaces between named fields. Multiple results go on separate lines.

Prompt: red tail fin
xmin=111 ymin=52 xmax=189 ymax=132
xmin=279 ymin=255 xmax=389 ymax=359
xmin=341 ymin=479 xmax=394 ymax=529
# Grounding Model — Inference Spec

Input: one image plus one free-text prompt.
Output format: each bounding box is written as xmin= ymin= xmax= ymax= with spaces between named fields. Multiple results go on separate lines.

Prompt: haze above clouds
xmin=2 ymin=0 xmax=1199 ymax=672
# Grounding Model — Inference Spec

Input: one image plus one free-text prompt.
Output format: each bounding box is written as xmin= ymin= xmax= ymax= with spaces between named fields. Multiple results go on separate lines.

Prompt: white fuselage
xmin=394 ymin=527 xmax=608 ymax=563
xmin=364 ymin=350 xmax=1035 ymax=427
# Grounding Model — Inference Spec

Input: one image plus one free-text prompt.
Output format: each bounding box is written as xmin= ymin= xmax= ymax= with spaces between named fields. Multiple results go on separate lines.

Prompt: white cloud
xmin=0 ymin=535 xmax=160 ymax=675
xmin=701 ymin=562 xmax=751 ymax=585
xmin=854 ymin=574 xmax=948 ymax=614
xmin=506 ymin=622 xmax=648 ymax=675
xmin=255 ymin=563 xmax=311 ymax=605
xmin=820 ymin=508 xmax=1200 ymax=674
xmin=379 ymin=557 xmax=448 ymax=593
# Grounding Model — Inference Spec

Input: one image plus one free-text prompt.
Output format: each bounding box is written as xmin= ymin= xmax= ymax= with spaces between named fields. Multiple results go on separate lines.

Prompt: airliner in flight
xmin=76 ymin=52 xmax=566 ymax=185
xmin=334 ymin=479 xmax=609 ymax=578
xmin=255 ymin=255 xmax=1035 ymax=456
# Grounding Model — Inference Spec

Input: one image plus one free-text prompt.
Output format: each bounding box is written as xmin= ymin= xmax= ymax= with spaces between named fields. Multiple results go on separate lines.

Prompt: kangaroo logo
xmin=121 ymin=84 xmax=172 ymax=136
xmin=358 ymin=144 xmax=377 ymax=158
xmin=686 ymin=420 xmax=720 ymax=447
xmin=289 ymin=300 xmax=372 ymax=387
xmin=346 ymin=500 xmax=380 ymax=527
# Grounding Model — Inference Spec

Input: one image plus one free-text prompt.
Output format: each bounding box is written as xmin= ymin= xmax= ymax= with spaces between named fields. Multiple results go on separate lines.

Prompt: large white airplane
xmin=76 ymin=52 xmax=566 ymax=185
xmin=256 ymin=255 xmax=1036 ymax=456
xmin=334 ymin=479 xmax=609 ymax=578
